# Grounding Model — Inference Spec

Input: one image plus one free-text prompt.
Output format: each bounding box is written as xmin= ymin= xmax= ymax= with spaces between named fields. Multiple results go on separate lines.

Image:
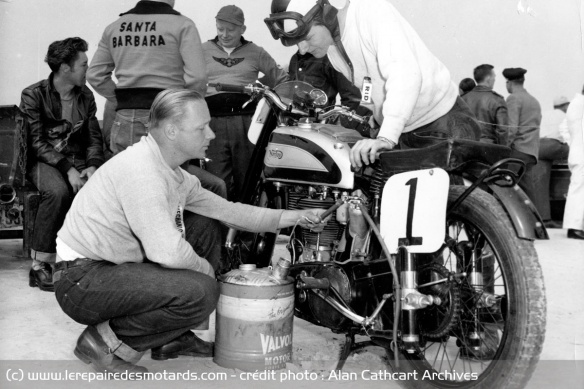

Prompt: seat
xmin=378 ymin=138 xmax=512 ymax=174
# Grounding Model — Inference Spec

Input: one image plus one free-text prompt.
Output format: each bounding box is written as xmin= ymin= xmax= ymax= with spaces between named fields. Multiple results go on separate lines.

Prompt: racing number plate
xmin=380 ymin=168 xmax=449 ymax=254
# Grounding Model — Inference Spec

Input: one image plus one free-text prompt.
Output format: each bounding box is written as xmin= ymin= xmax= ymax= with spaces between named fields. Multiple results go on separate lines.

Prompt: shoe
xmin=151 ymin=331 xmax=213 ymax=360
xmin=29 ymin=263 xmax=54 ymax=292
xmin=567 ymin=229 xmax=584 ymax=240
xmin=543 ymin=220 xmax=562 ymax=229
xmin=74 ymin=326 xmax=148 ymax=374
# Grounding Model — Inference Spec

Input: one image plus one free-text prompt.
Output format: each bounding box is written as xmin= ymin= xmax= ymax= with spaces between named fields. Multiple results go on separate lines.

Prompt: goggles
xmin=264 ymin=3 xmax=322 ymax=46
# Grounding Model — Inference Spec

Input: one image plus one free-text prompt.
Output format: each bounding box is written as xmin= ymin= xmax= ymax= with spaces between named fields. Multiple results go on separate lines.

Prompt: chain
xmin=16 ymin=115 xmax=27 ymax=185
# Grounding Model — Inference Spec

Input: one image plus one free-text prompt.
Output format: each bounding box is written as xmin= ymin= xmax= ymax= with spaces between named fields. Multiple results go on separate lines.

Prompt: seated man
xmin=53 ymin=89 xmax=327 ymax=373
xmin=19 ymin=37 xmax=104 ymax=292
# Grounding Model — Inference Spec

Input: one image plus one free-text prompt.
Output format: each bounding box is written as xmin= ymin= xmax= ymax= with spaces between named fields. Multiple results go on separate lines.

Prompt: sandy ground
xmin=0 ymin=228 xmax=582 ymax=388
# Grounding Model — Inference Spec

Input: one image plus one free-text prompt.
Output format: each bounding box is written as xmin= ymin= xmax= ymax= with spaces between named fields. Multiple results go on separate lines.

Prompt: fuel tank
xmin=263 ymin=123 xmax=364 ymax=189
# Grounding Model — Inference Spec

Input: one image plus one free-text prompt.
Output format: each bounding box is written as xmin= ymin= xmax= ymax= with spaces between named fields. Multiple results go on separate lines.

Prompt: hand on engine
xmin=278 ymin=209 xmax=330 ymax=231
xmin=298 ymin=209 xmax=331 ymax=233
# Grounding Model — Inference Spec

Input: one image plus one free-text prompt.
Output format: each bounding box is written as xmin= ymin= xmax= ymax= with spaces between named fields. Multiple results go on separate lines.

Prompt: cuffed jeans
xmin=28 ymin=162 xmax=73 ymax=263
xmin=54 ymin=211 xmax=222 ymax=356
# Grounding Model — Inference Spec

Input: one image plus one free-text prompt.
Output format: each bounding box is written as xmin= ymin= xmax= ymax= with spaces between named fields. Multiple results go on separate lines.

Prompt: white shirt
xmin=540 ymin=108 xmax=570 ymax=143
xmin=326 ymin=0 xmax=459 ymax=144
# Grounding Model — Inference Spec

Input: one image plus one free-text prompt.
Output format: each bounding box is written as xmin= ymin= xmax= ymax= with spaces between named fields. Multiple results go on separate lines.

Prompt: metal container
xmin=214 ymin=264 xmax=294 ymax=371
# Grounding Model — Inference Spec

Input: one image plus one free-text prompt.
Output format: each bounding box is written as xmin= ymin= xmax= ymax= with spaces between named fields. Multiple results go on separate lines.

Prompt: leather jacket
xmin=462 ymin=85 xmax=509 ymax=145
xmin=20 ymin=73 xmax=104 ymax=175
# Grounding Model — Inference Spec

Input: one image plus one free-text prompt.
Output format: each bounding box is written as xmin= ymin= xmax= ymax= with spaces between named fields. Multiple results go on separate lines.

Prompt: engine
xmin=285 ymin=184 xmax=347 ymax=263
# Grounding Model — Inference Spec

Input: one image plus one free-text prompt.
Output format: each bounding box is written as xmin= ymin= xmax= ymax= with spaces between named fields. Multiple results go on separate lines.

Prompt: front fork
xmin=397 ymin=247 xmax=439 ymax=353
xmin=460 ymin=242 xmax=498 ymax=351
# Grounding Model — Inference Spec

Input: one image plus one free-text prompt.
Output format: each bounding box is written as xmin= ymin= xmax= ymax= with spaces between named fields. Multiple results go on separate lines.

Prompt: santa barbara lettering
xmin=119 ymin=21 xmax=157 ymax=32
xmin=113 ymin=21 xmax=165 ymax=48
xmin=260 ymin=333 xmax=292 ymax=355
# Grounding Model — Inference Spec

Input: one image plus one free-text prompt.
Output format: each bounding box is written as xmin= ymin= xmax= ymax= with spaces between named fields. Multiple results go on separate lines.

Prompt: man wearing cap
xmin=563 ymin=86 xmax=584 ymax=239
xmin=264 ymin=0 xmax=481 ymax=169
xmin=533 ymin=96 xmax=571 ymax=228
xmin=203 ymin=5 xmax=288 ymax=201
xmin=503 ymin=67 xmax=542 ymax=204
xmin=462 ymin=64 xmax=509 ymax=145
xmin=87 ymin=0 xmax=226 ymax=198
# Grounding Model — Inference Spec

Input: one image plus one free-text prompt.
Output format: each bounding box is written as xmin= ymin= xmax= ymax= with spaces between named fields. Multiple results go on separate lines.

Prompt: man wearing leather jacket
xmin=462 ymin=64 xmax=509 ymax=145
xmin=19 ymin=37 xmax=104 ymax=292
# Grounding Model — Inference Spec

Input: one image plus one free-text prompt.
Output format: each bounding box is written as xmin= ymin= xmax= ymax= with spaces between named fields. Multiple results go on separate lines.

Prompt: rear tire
xmin=388 ymin=186 xmax=546 ymax=388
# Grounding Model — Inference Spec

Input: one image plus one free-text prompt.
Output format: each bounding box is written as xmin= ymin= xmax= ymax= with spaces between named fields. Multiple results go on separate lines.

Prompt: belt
xmin=53 ymin=257 xmax=96 ymax=283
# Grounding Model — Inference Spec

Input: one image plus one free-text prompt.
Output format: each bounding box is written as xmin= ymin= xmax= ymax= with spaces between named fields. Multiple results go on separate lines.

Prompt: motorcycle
xmin=210 ymin=81 xmax=547 ymax=388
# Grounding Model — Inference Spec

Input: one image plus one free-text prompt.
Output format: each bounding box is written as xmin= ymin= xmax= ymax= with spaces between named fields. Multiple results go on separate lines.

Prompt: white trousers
xmin=563 ymin=95 xmax=584 ymax=230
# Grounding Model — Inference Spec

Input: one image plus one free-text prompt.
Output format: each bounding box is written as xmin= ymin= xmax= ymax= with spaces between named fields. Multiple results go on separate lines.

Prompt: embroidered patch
xmin=213 ymin=56 xmax=244 ymax=67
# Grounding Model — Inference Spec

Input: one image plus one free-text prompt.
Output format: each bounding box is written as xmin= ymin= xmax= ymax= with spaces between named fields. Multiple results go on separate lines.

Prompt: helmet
xmin=264 ymin=0 xmax=339 ymax=46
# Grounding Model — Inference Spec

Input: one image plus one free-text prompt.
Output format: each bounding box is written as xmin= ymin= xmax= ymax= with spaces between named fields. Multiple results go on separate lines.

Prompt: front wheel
xmin=389 ymin=185 xmax=546 ymax=388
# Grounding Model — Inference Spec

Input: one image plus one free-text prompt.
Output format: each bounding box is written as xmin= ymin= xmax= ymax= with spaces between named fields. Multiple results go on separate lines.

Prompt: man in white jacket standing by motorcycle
xmin=264 ymin=0 xmax=481 ymax=168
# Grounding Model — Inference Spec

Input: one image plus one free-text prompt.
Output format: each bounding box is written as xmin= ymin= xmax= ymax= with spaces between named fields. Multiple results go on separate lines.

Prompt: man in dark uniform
xmin=504 ymin=67 xmax=542 ymax=205
xmin=462 ymin=64 xmax=509 ymax=145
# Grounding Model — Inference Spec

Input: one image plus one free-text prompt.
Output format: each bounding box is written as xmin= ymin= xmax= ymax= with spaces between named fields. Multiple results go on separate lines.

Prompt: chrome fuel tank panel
xmin=264 ymin=123 xmax=364 ymax=189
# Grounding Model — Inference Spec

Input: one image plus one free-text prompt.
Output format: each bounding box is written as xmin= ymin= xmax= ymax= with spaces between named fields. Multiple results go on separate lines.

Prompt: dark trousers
xmin=54 ymin=211 xmax=222 ymax=353
xmin=398 ymin=96 xmax=482 ymax=148
xmin=531 ymin=138 xmax=569 ymax=220
xmin=28 ymin=162 xmax=73 ymax=261
xmin=206 ymin=114 xmax=254 ymax=202
xmin=509 ymin=149 xmax=538 ymax=207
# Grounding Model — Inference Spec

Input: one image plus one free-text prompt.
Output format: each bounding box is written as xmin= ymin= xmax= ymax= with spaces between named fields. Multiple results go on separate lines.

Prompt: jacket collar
xmin=46 ymin=72 xmax=82 ymax=97
xmin=210 ymin=36 xmax=250 ymax=52
xmin=120 ymin=1 xmax=180 ymax=16
xmin=473 ymin=85 xmax=492 ymax=92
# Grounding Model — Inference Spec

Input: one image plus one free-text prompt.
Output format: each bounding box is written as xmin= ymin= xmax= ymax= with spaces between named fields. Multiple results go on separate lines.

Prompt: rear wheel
xmin=388 ymin=186 xmax=546 ymax=388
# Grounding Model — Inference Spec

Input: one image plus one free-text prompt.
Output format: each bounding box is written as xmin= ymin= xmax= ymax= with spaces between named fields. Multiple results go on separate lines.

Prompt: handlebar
xmin=208 ymin=83 xmax=369 ymax=123
xmin=210 ymin=83 xmax=248 ymax=93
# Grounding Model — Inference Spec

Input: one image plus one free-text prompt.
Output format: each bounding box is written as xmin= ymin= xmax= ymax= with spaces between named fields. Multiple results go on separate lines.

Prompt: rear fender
xmin=488 ymin=184 xmax=549 ymax=240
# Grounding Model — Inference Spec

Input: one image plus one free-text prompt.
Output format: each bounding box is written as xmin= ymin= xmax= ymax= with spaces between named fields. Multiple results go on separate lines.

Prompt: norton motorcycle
xmin=210 ymin=81 xmax=547 ymax=389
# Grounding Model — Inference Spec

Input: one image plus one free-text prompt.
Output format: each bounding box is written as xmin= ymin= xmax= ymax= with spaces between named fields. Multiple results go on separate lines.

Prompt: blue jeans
xmin=54 ymin=211 xmax=222 ymax=355
xmin=28 ymin=162 xmax=73 ymax=263
xmin=110 ymin=109 xmax=150 ymax=155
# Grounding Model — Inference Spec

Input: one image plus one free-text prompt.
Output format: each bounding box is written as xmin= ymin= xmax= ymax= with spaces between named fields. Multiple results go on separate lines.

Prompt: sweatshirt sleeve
xmin=87 ymin=29 xmax=117 ymax=101
xmin=258 ymin=47 xmax=288 ymax=88
xmin=183 ymin=181 xmax=284 ymax=233
xmin=116 ymin=172 xmax=214 ymax=276
xmin=367 ymin=3 xmax=423 ymax=144
xmin=179 ymin=19 xmax=208 ymax=95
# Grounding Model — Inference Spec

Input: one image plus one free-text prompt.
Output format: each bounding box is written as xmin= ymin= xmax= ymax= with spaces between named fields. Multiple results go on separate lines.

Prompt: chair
xmin=0 ymin=105 xmax=40 ymax=259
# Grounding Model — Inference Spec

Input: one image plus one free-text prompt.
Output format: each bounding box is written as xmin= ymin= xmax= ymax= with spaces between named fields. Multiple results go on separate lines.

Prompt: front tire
xmin=389 ymin=186 xmax=546 ymax=388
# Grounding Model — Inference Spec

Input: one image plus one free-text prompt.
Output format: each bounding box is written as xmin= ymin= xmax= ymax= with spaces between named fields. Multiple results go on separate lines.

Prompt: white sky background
xmin=1 ymin=0 xmax=583 ymax=119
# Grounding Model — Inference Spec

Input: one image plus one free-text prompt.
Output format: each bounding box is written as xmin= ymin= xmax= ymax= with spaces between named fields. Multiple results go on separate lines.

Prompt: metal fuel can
xmin=214 ymin=264 xmax=294 ymax=371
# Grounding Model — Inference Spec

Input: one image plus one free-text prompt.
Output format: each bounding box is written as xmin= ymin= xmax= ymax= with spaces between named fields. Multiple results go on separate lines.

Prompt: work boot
xmin=74 ymin=326 xmax=147 ymax=375
xmin=29 ymin=262 xmax=54 ymax=292
xmin=151 ymin=331 xmax=213 ymax=360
